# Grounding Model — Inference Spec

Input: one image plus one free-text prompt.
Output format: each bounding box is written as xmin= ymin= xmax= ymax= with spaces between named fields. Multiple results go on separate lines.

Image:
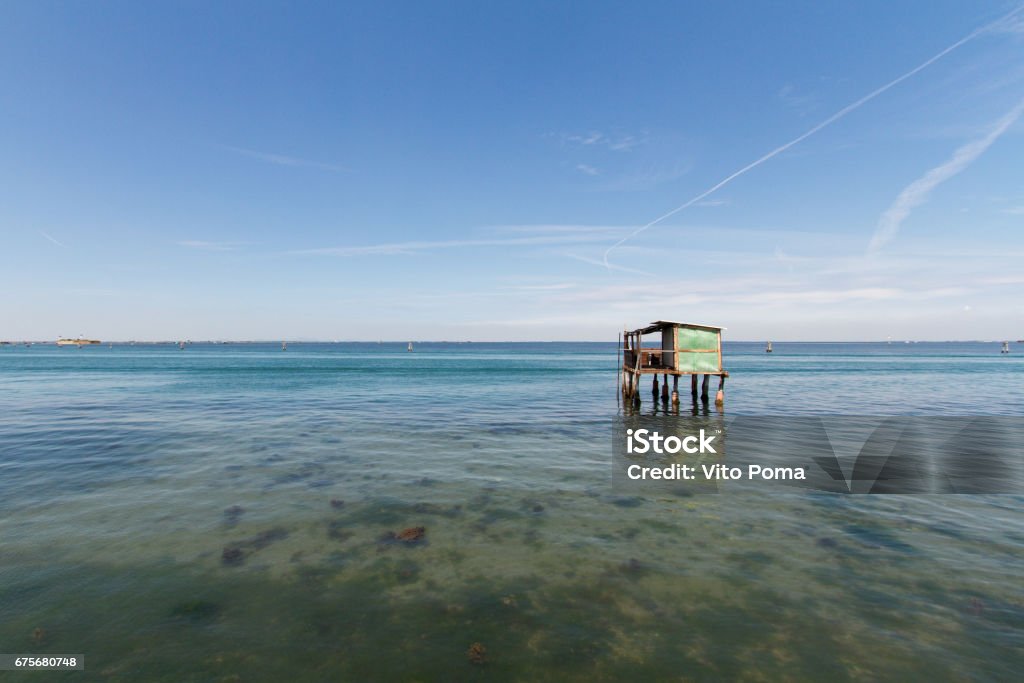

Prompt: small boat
xmin=408 ymin=342 xmax=413 ymax=352
xmin=57 ymin=338 xmax=100 ymax=347
xmin=765 ymin=341 xmax=773 ymax=353
xmin=1001 ymin=341 xmax=1010 ymax=354
xmin=282 ymin=341 xmax=287 ymax=351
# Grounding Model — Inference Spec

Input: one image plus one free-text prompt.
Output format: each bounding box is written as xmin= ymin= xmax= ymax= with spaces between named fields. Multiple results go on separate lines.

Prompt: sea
xmin=1 ymin=341 xmax=1021 ymax=681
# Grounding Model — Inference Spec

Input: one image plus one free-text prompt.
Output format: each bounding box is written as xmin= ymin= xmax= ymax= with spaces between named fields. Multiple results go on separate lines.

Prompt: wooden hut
xmin=620 ymin=321 xmax=728 ymax=406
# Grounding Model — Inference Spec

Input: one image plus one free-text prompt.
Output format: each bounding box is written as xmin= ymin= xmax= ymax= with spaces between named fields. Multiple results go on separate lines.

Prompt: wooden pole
xmin=661 ymin=374 xmax=669 ymax=401
xmin=691 ymin=374 xmax=698 ymax=399
xmin=632 ymin=334 xmax=641 ymax=405
xmin=671 ymin=376 xmax=679 ymax=406
xmin=715 ymin=375 xmax=725 ymax=406
xmin=701 ymin=374 xmax=709 ymax=402
xmin=616 ymin=332 xmax=622 ymax=402
xmin=651 ymin=373 xmax=659 ymax=399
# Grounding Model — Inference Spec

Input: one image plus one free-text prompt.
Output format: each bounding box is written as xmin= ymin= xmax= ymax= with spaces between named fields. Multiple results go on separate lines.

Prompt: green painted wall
xmin=676 ymin=327 xmax=721 ymax=373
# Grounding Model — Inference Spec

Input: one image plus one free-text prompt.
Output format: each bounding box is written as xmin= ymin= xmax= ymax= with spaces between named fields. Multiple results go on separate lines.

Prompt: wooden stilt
xmin=652 ymin=374 xmax=659 ymax=399
xmin=691 ymin=374 xmax=698 ymax=399
xmin=701 ymin=374 xmax=709 ymax=402
xmin=671 ymin=376 xmax=679 ymax=405
xmin=715 ymin=374 xmax=725 ymax=406
xmin=621 ymin=353 xmax=629 ymax=397
xmin=616 ymin=332 xmax=622 ymax=402
xmin=661 ymin=374 xmax=669 ymax=401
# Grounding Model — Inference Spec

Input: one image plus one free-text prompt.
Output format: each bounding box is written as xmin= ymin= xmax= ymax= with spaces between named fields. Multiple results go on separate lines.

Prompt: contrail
xmin=39 ymin=230 xmax=66 ymax=248
xmin=869 ymin=96 xmax=1024 ymax=251
xmin=603 ymin=5 xmax=1024 ymax=268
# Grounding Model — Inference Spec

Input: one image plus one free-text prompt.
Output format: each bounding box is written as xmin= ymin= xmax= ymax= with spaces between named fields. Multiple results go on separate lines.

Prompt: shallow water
xmin=1 ymin=342 xmax=1022 ymax=681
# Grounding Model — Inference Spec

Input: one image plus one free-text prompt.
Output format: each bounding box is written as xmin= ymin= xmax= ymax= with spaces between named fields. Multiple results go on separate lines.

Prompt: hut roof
xmin=635 ymin=320 xmax=724 ymax=335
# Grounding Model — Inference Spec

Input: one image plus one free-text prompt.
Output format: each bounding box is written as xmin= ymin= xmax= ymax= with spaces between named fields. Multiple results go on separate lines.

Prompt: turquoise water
xmin=1 ymin=342 xmax=1022 ymax=681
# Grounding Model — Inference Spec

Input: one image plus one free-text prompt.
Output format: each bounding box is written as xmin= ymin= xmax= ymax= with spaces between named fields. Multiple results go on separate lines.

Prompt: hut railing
xmin=623 ymin=348 xmax=676 ymax=370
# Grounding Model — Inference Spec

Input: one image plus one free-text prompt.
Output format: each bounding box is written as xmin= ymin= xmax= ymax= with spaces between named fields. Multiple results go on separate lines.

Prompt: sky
xmin=2 ymin=0 xmax=1023 ymax=341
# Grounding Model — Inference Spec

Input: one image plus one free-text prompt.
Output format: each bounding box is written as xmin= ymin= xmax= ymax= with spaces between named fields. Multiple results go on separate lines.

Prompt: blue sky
xmin=2 ymin=1 xmax=1023 ymax=341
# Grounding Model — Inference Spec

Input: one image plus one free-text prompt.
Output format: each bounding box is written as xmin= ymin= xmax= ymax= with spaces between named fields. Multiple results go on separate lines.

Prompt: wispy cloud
xmin=982 ymin=274 xmax=1024 ymax=284
xmin=777 ymin=83 xmax=818 ymax=116
xmin=503 ymin=282 xmax=577 ymax=292
xmin=177 ymin=240 xmax=245 ymax=251
xmin=565 ymin=131 xmax=643 ymax=151
xmin=61 ymin=287 xmax=122 ymax=297
xmin=292 ymin=229 xmax=622 ymax=256
xmin=39 ymin=230 xmax=66 ymax=248
xmin=564 ymin=253 xmax=653 ymax=276
xmin=992 ymin=11 xmax=1024 ymax=34
xmin=220 ymin=145 xmax=349 ymax=172
xmin=567 ymin=131 xmax=604 ymax=146
xmin=486 ymin=224 xmax=625 ymax=236
xmin=590 ymin=163 xmax=692 ymax=192
xmin=575 ymin=164 xmax=600 ymax=176
xmin=869 ymin=97 xmax=1024 ymax=251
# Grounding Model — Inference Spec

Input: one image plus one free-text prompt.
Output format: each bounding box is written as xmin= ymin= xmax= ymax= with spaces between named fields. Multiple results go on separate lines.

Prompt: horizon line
xmin=3 ymin=339 xmax=1019 ymax=345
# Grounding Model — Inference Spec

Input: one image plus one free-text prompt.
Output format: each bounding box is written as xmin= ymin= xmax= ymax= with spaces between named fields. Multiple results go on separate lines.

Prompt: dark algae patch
xmin=326 ymin=520 xmax=353 ymax=541
xmin=378 ymin=526 xmax=427 ymax=548
xmin=221 ymin=547 xmax=245 ymax=565
xmin=222 ymin=527 xmax=290 ymax=566
xmin=395 ymin=526 xmax=426 ymax=543
xmin=223 ymin=505 xmax=245 ymax=527
xmin=467 ymin=641 xmax=487 ymax=664
xmin=169 ymin=599 xmax=222 ymax=622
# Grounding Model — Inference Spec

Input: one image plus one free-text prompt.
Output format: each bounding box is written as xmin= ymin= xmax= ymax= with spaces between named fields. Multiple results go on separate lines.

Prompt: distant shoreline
xmin=2 ymin=340 xmax=1019 ymax=345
